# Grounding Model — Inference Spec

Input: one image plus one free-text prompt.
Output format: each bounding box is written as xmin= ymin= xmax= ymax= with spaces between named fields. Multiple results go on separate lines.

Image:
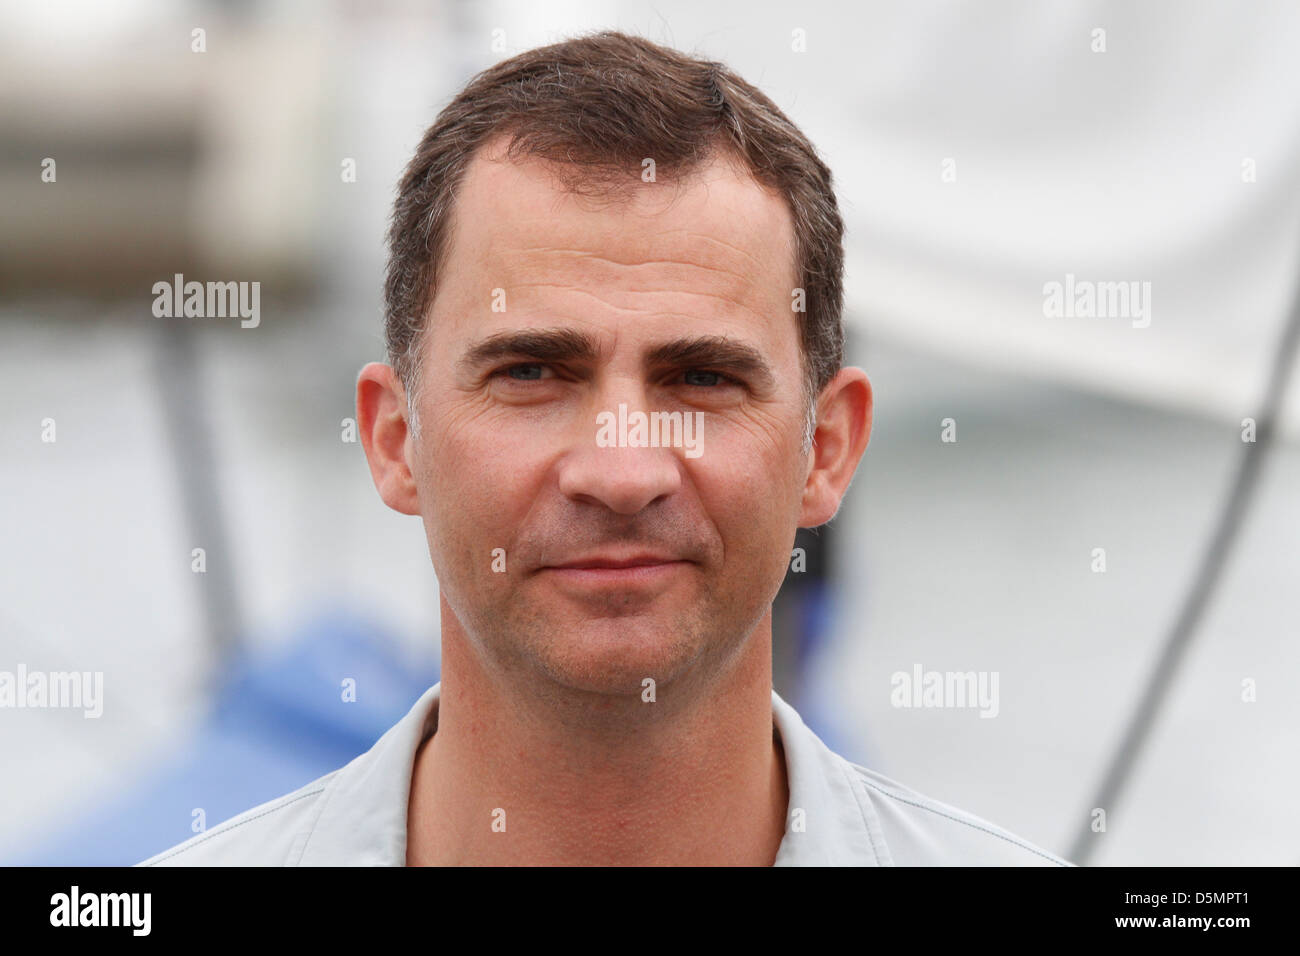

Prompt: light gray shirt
xmin=138 ymin=683 xmax=1070 ymax=866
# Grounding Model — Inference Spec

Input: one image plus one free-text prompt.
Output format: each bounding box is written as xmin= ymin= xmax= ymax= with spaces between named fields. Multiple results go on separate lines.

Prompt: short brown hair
xmin=384 ymin=30 xmax=845 ymax=438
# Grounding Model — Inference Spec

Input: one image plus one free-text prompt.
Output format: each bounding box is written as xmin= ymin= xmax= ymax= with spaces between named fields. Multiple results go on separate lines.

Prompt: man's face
xmin=408 ymin=140 xmax=811 ymax=696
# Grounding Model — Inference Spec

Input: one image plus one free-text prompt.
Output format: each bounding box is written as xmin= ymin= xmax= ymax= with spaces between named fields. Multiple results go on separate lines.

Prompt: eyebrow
xmin=644 ymin=336 xmax=777 ymax=392
xmin=458 ymin=328 xmax=777 ymax=391
xmin=458 ymin=328 xmax=600 ymax=372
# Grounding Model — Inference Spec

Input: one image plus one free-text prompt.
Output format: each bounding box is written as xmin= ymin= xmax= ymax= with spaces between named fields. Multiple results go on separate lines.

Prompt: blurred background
xmin=2 ymin=0 xmax=1298 ymax=866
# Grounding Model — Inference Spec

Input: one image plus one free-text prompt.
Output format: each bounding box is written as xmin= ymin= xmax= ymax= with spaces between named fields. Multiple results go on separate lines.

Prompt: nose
xmin=557 ymin=397 xmax=684 ymax=515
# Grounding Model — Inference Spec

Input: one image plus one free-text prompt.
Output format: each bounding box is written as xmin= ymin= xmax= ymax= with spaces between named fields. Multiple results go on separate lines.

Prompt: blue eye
xmin=683 ymin=369 xmax=725 ymax=387
xmin=503 ymin=364 xmax=548 ymax=380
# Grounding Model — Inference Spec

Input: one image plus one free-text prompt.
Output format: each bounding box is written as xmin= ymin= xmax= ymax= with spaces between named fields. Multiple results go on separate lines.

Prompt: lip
xmin=537 ymin=555 xmax=692 ymax=590
xmin=546 ymin=553 xmax=682 ymax=571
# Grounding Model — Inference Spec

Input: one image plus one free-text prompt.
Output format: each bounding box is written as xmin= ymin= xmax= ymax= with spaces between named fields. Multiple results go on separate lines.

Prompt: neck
xmin=406 ymin=609 xmax=789 ymax=866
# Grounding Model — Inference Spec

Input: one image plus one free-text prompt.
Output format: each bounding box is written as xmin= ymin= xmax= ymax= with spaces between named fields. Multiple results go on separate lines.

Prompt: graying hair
xmin=388 ymin=30 xmax=844 ymax=460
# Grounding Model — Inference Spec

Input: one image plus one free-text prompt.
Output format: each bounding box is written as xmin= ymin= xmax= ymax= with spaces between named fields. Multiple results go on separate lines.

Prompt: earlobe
xmin=798 ymin=368 xmax=872 ymax=528
xmin=355 ymin=362 xmax=422 ymax=516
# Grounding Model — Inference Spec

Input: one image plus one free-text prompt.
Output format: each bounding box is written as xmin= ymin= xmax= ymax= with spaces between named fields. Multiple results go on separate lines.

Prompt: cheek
xmin=420 ymin=409 xmax=548 ymax=558
xmin=691 ymin=423 xmax=804 ymax=565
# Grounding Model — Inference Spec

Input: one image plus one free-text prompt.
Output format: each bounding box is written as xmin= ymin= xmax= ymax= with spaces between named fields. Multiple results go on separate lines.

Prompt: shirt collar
xmin=770 ymin=688 xmax=888 ymax=865
xmin=297 ymin=683 xmax=438 ymax=865
xmin=298 ymin=682 xmax=885 ymax=866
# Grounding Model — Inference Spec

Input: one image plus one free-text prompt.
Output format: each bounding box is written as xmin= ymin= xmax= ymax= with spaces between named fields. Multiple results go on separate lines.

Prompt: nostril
xmin=557 ymin=439 xmax=684 ymax=516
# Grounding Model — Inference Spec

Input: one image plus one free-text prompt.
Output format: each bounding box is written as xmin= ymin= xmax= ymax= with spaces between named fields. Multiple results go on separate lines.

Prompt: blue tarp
xmin=7 ymin=607 xmax=438 ymax=866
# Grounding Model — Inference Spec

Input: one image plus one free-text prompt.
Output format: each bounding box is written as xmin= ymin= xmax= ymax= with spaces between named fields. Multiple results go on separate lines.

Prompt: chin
xmin=525 ymin=613 xmax=708 ymax=698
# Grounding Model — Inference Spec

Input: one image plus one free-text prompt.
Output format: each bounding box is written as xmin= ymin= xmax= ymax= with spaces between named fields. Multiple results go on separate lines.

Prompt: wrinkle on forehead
xmin=509 ymin=280 xmax=775 ymax=329
xmin=493 ymin=226 xmax=792 ymax=323
xmin=456 ymin=144 xmax=794 ymax=266
xmin=432 ymin=145 xmax=799 ymax=343
xmin=508 ymin=232 xmax=769 ymax=273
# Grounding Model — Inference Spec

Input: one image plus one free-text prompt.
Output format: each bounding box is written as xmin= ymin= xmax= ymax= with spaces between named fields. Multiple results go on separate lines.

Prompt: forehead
xmin=431 ymin=137 xmax=798 ymax=334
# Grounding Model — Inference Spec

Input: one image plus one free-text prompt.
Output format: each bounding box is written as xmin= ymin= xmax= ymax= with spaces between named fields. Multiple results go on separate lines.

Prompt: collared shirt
xmin=138 ymin=683 xmax=1070 ymax=866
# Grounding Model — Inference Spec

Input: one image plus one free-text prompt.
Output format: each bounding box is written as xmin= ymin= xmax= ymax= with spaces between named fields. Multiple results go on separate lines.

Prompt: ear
xmin=356 ymin=362 xmax=421 ymax=515
xmin=798 ymin=367 xmax=873 ymax=528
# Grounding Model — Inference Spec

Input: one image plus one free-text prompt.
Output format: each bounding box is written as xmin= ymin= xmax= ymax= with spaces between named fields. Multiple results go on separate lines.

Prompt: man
xmin=141 ymin=31 xmax=1069 ymax=867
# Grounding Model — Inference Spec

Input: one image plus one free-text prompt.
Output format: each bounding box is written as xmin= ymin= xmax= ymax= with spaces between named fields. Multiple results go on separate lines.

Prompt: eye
xmin=681 ymin=369 xmax=735 ymax=388
xmin=496 ymin=363 xmax=553 ymax=381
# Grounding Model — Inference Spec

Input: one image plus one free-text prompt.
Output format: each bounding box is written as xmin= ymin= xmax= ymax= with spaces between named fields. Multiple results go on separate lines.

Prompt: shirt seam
xmin=295 ymin=686 xmax=439 ymax=866
xmin=140 ymin=787 xmax=326 ymax=866
xmin=294 ymin=758 xmax=359 ymax=864
xmin=836 ymin=758 xmax=891 ymax=866
xmin=854 ymin=774 xmax=1069 ymax=866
